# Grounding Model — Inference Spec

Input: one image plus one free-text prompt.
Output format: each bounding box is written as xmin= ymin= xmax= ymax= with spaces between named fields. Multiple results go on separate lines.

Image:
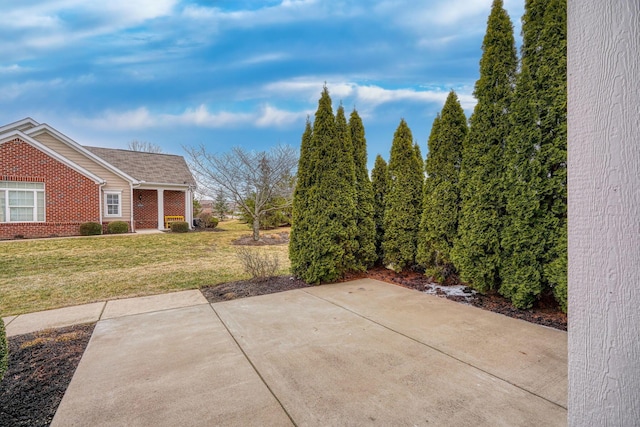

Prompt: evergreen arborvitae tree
xmin=417 ymin=91 xmax=467 ymax=280
xmin=500 ymin=64 xmax=547 ymax=308
xmin=538 ymin=0 xmax=567 ymax=312
xmin=289 ymin=87 xmax=358 ymax=283
xmin=413 ymin=142 xmax=424 ymax=218
xmin=349 ymin=109 xmax=377 ymax=270
xmin=417 ymin=113 xmax=441 ymax=266
xmin=452 ymin=0 xmax=517 ymax=292
xmin=289 ymin=118 xmax=314 ymax=276
xmin=413 ymin=143 xmax=424 ymax=173
xmin=371 ymin=154 xmax=389 ymax=263
xmin=383 ymin=119 xmax=423 ymax=271
xmin=501 ymin=0 xmax=567 ymax=310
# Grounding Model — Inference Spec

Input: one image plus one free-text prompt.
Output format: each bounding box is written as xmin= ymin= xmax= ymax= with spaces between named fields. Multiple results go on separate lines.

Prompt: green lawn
xmin=0 ymin=221 xmax=291 ymax=316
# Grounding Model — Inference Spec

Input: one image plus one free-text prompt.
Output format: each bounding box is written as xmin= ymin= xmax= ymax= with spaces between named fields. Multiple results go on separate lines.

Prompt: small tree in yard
xmin=240 ymin=195 xmax=292 ymax=229
xmin=186 ymin=145 xmax=298 ymax=241
xmin=213 ymin=192 xmax=229 ymax=220
xmin=193 ymin=198 xmax=203 ymax=217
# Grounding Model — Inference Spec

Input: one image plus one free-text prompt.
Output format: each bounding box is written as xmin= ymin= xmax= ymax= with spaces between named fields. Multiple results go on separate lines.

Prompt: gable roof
xmin=0 ymin=117 xmax=40 ymax=134
xmin=25 ymin=124 xmax=139 ymax=184
xmin=0 ymin=130 xmax=106 ymax=184
xmin=83 ymin=146 xmax=196 ymax=187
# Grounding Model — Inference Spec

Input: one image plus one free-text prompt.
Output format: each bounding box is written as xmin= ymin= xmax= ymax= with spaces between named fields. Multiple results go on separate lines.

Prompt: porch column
xmin=157 ymin=189 xmax=164 ymax=230
xmin=185 ymin=188 xmax=193 ymax=229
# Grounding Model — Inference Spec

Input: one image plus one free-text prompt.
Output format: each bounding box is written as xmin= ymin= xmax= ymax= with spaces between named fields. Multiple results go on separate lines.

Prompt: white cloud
xmin=181 ymin=0 xmax=355 ymax=29
xmin=72 ymin=103 xmax=310 ymax=131
xmin=173 ymin=105 xmax=253 ymax=128
xmin=0 ymin=64 xmax=30 ymax=74
xmin=262 ymin=78 xmax=475 ymax=112
xmin=355 ymin=85 xmax=445 ymax=107
xmin=236 ymin=53 xmax=289 ymax=67
xmin=263 ymin=79 xmax=355 ymax=103
xmin=374 ymin=0 xmax=492 ymax=31
xmin=255 ymin=105 xmax=312 ymax=128
xmin=0 ymin=75 xmax=95 ymax=101
xmin=2 ymin=0 xmax=176 ymax=30
xmin=1 ymin=0 xmax=177 ymax=52
xmin=72 ymin=107 xmax=156 ymax=130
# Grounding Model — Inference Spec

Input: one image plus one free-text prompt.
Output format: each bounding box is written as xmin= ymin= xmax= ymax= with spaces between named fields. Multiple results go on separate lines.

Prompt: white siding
xmin=568 ymin=1 xmax=640 ymax=425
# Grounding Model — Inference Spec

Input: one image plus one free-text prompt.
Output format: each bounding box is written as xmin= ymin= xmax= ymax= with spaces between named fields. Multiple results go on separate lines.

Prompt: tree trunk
xmin=252 ymin=217 xmax=260 ymax=241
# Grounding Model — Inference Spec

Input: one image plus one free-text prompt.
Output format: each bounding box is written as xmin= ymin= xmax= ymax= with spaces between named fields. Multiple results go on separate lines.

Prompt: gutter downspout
xmin=99 ymin=181 xmax=106 ymax=227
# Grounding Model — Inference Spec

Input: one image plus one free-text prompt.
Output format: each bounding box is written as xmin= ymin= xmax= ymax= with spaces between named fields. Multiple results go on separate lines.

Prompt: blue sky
xmin=0 ymin=0 xmax=524 ymax=168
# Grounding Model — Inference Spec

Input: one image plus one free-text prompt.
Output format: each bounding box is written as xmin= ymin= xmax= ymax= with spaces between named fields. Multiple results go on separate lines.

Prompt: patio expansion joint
xmin=302 ymin=289 xmax=568 ymax=411
xmin=207 ymin=303 xmax=298 ymax=427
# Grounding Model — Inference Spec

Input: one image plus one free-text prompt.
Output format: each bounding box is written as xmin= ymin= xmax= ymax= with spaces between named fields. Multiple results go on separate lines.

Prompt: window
xmin=0 ymin=181 xmax=45 ymax=222
xmin=105 ymin=191 xmax=121 ymax=217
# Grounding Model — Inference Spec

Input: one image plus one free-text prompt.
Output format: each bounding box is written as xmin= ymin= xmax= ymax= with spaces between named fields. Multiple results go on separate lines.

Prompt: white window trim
xmin=104 ymin=191 xmax=122 ymax=218
xmin=0 ymin=182 xmax=46 ymax=223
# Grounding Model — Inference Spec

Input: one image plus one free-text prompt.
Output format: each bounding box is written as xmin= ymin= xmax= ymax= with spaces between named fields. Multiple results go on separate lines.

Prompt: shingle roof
xmin=83 ymin=146 xmax=195 ymax=186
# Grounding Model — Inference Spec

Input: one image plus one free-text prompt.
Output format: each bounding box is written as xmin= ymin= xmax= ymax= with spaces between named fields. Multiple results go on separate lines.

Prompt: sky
xmin=0 ymin=0 xmax=525 ymax=169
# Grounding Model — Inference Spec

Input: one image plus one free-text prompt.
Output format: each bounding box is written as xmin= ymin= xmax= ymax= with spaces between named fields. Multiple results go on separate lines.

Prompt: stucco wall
xmin=568 ymin=1 xmax=640 ymax=425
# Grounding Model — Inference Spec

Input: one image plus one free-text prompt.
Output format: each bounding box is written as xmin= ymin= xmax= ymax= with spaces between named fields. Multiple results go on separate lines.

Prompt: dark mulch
xmin=231 ymin=231 xmax=290 ymax=246
xmin=0 ymin=323 xmax=95 ymax=427
xmin=201 ymin=275 xmax=311 ymax=302
xmin=361 ymin=266 xmax=567 ymax=331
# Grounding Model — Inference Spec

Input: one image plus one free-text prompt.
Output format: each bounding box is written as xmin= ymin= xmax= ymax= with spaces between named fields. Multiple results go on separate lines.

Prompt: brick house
xmin=0 ymin=118 xmax=195 ymax=239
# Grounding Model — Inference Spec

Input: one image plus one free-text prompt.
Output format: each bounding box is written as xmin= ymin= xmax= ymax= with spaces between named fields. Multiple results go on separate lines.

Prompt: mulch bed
xmin=231 ymin=231 xmax=290 ymax=246
xmin=201 ymin=275 xmax=311 ymax=302
xmin=0 ymin=324 xmax=95 ymax=427
xmin=358 ymin=266 xmax=567 ymax=331
xmin=1 ymin=266 xmax=565 ymax=425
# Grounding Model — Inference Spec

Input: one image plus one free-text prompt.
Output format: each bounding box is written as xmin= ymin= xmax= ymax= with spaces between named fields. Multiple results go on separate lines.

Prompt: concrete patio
xmin=5 ymin=279 xmax=567 ymax=426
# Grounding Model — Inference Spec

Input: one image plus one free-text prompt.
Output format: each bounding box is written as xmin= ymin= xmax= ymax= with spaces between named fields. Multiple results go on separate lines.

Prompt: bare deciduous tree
xmin=185 ymin=145 xmax=298 ymax=241
xmin=127 ymin=140 xmax=163 ymax=153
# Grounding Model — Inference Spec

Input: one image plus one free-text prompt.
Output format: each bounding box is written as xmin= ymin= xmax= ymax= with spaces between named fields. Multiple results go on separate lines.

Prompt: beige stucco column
xmin=568 ymin=0 xmax=640 ymax=425
xmin=157 ymin=189 xmax=164 ymax=230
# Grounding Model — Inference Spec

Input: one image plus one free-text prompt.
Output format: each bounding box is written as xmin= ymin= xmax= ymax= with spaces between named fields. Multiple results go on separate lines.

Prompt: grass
xmin=0 ymin=220 xmax=291 ymax=316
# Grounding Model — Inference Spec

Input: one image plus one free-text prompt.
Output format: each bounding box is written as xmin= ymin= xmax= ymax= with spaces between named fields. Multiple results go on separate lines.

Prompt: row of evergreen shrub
xmin=289 ymin=0 xmax=567 ymax=312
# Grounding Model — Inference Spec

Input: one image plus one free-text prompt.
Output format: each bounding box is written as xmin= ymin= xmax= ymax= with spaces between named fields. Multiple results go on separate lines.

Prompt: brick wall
xmin=132 ymin=189 xmax=186 ymax=229
xmin=0 ymin=138 xmax=100 ymax=239
xmin=133 ymin=189 xmax=158 ymax=229
xmin=164 ymin=190 xmax=185 ymax=217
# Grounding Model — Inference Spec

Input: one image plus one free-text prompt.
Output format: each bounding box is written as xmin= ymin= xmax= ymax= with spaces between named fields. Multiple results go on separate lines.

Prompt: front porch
xmin=133 ymin=188 xmax=193 ymax=231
